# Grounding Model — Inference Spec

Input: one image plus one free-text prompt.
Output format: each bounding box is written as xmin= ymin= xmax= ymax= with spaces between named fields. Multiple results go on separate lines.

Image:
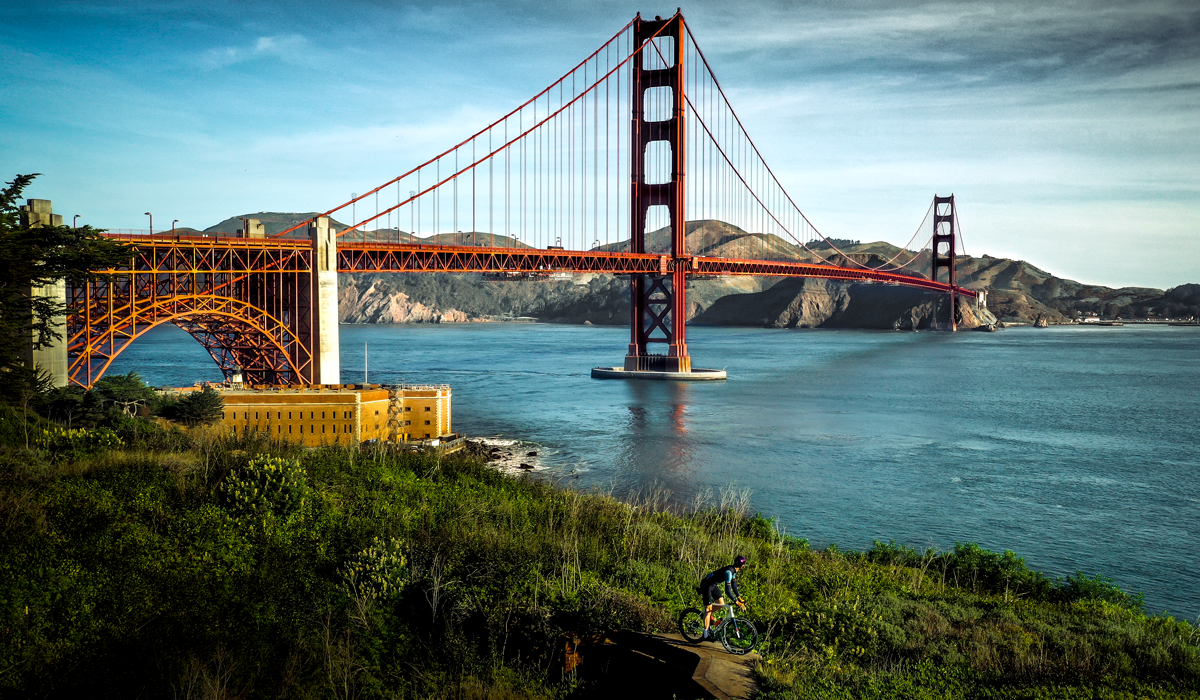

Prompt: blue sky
xmin=3 ymin=0 xmax=1197 ymax=289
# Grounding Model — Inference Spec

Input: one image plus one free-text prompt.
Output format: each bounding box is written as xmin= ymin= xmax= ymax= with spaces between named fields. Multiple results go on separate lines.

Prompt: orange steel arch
xmin=67 ymin=236 xmax=317 ymax=388
xmin=68 ymin=296 xmax=311 ymax=388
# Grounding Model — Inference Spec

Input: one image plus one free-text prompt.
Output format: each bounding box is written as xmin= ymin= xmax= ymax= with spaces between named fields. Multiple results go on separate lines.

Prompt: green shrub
xmin=743 ymin=512 xmax=782 ymax=542
xmin=218 ymin=454 xmax=307 ymax=521
xmin=1058 ymin=571 xmax=1146 ymax=611
xmin=865 ymin=539 xmax=928 ymax=567
xmin=0 ymin=403 xmax=54 ymax=447
xmin=158 ymin=385 xmax=224 ymax=426
xmin=940 ymin=542 xmax=1056 ymax=600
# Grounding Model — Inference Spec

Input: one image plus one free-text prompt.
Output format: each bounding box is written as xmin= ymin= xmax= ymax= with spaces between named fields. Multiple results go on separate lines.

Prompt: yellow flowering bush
xmin=219 ymin=455 xmax=307 ymax=520
xmin=35 ymin=427 xmax=123 ymax=454
xmin=339 ymin=536 xmax=407 ymax=603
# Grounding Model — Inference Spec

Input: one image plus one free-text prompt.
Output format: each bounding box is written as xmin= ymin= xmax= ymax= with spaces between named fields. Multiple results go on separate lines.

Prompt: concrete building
xmin=387 ymin=384 xmax=452 ymax=441
xmin=213 ymin=384 xmax=390 ymax=446
xmin=200 ymin=383 xmax=453 ymax=447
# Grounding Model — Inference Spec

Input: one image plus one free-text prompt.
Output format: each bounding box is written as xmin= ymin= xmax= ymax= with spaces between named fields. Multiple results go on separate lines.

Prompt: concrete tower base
xmin=591 ymin=367 xmax=727 ymax=381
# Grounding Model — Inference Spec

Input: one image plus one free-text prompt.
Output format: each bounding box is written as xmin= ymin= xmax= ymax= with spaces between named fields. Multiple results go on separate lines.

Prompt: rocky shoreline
xmin=460 ymin=437 xmax=551 ymax=475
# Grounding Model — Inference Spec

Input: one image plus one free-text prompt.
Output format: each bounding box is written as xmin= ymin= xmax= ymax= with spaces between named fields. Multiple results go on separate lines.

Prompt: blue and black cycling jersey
xmin=700 ymin=565 xmax=740 ymax=601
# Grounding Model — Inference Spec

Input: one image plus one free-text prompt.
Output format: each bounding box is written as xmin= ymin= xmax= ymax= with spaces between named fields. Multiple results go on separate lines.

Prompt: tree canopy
xmin=160 ymin=385 xmax=225 ymax=427
xmin=0 ymin=173 xmax=131 ymax=396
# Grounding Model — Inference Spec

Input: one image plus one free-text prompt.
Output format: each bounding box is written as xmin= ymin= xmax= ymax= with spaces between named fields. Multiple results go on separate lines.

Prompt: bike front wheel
xmin=678 ymin=608 xmax=706 ymax=643
xmin=719 ymin=617 xmax=759 ymax=655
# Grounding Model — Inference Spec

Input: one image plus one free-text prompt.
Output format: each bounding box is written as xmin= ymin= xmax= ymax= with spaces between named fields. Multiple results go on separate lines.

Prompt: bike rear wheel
xmin=678 ymin=608 xmax=706 ymax=643
xmin=719 ymin=618 xmax=759 ymax=655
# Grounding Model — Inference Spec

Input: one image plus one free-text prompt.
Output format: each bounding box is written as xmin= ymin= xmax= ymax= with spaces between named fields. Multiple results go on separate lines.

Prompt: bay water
xmin=109 ymin=322 xmax=1200 ymax=620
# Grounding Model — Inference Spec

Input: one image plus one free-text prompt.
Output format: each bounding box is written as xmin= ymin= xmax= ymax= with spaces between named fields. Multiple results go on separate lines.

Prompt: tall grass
xmin=0 ymin=427 xmax=1196 ymax=699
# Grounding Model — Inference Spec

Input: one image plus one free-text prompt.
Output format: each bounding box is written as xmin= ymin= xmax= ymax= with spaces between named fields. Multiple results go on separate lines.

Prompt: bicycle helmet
xmin=734 ymin=555 xmax=747 ymax=567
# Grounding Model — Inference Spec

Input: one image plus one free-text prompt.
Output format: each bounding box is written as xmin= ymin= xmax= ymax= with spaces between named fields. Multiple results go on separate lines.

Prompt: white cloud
xmin=199 ymin=33 xmax=308 ymax=69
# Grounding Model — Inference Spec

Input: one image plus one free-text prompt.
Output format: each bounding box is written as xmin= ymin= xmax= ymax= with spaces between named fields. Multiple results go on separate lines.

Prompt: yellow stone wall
xmin=388 ymin=385 xmax=452 ymax=441
xmin=213 ymin=386 xmax=390 ymax=447
xmin=177 ymin=383 xmax=453 ymax=446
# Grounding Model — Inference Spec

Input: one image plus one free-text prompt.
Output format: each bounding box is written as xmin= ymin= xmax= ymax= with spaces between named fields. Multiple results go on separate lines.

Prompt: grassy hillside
xmin=1 ymin=406 xmax=1196 ymax=699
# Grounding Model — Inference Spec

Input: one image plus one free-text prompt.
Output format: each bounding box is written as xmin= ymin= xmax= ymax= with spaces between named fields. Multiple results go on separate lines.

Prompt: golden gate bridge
xmin=67 ymin=11 xmax=976 ymax=387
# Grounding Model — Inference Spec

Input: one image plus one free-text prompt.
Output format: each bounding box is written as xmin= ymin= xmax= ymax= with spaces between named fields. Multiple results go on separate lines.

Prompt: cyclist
xmin=699 ymin=555 xmax=747 ymax=640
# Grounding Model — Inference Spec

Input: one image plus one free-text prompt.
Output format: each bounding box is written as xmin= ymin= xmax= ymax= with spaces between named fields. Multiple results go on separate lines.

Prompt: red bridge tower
xmin=932 ymin=194 xmax=958 ymax=332
xmin=625 ymin=13 xmax=691 ymax=373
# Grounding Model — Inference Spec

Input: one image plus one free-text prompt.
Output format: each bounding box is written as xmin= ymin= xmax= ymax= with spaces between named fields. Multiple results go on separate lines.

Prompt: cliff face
xmin=692 ymin=278 xmax=997 ymax=330
xmin=338 ymin=280 xmax=473 ymax=324
xmin=690 ymin=278 xmax=850 ymax=328
xmin=338 ymin=273 xmax=631 ymax=325
xmin=337 ymin=273 xmax=783 ymax=325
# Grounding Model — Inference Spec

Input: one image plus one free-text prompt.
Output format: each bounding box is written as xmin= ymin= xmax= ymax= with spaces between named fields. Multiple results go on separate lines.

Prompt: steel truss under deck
xmin=68 ymin=236 xmax=316 ymax=387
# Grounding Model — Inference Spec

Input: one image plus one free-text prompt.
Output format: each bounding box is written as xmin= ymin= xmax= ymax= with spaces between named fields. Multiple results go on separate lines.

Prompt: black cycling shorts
xmin=702 ymin=583 xmax=724 ymax=606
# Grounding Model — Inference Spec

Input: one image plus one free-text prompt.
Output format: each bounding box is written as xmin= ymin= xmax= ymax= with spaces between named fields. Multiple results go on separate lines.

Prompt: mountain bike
xmin=677 ymin=602 xmax=759 ymax=655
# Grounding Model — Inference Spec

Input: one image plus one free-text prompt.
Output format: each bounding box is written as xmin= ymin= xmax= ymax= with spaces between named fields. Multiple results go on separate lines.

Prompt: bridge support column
xmin=623 ymin=12 xmax=691 ymax=374
xmin=932 ymin=194 xmax=958 ymax=332
xmin=308 ymin=217 xmax=341 ymax=385
xmin=18 ymin=199 xmax=68 ymax=387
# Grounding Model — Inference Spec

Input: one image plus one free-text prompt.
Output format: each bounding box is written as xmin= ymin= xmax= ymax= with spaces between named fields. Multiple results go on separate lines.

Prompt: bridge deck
xmin=98 ymin=234 xmax=976 ymax=297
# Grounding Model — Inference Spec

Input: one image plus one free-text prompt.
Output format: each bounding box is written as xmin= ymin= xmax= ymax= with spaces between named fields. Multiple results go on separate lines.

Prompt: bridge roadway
xmin=100 ymin=233 xmax=977 ymax=298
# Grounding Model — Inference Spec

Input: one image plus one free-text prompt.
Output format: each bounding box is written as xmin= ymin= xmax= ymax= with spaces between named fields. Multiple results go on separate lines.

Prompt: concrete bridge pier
xmin=308 ymin=216 xmax=341 ymax=385
xmin=18 ymin=199 xmax=68 ymax=387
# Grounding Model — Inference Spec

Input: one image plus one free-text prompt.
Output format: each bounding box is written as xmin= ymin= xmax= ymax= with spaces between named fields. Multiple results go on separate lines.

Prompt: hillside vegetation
xmin=1 ymin=401 xmax=1197 ymax=699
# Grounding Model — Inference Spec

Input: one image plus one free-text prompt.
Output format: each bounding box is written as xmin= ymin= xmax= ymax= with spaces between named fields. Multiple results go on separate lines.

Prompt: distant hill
xmin=202 ymin=213 xmax=536 ymax=248
xmin=798 ymin=240 xmax=1198 ymax=323
xmin=947 ymin=254 xmax=1192 ymax=323
xmin=203 ymin=212 xmax=336 ymax=238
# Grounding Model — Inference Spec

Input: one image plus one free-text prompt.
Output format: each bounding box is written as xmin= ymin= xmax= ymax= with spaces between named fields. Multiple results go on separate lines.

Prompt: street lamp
xmin=144 ymin=212 xmax=153 ymax=235
xmin=73 ymin=215 xmax=79 ymax=229
xmin=172 ymin=219 xmax=179 ymax=233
